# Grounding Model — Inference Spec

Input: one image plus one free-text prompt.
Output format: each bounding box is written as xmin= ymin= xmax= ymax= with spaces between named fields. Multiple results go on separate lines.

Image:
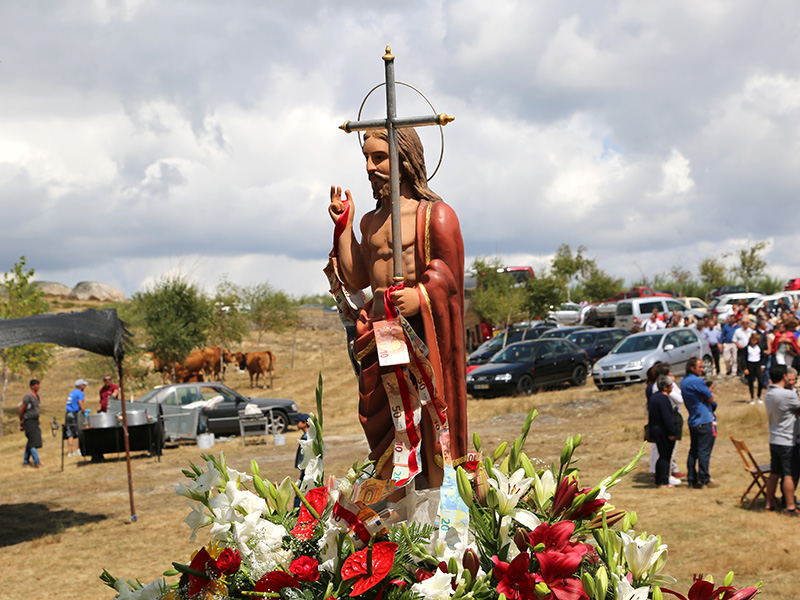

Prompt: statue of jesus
xmin=327 ymin=127 xmax=467 ymax=488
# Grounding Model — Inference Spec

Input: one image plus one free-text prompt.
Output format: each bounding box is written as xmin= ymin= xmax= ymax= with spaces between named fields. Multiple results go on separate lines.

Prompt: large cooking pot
xmin=87 ymin=412 xmax=117 ymax=429
xmin=125 ymin=410 xmax=149 ymax=427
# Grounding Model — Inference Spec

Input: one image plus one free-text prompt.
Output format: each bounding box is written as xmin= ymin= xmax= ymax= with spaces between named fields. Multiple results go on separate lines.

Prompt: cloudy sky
xmin=2 ymin=0 xmax=799 ymax=298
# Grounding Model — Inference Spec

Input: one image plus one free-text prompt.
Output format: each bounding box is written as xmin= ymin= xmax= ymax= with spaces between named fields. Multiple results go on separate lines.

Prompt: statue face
xmin=363 ymin=135 xmax=391 ymax=201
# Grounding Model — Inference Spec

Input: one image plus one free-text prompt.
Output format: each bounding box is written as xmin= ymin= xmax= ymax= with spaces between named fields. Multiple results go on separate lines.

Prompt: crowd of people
xmin=19 ymin=374 xmax=120 ymax=466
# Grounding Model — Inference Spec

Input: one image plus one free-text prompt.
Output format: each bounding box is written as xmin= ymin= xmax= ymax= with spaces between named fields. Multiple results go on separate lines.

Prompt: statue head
xmin=364 ymin=128 xmax=442 ymax=203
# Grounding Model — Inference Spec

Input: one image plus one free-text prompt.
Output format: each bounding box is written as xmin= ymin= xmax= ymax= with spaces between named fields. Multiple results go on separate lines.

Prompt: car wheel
xmin=571 ymin=365 xmax=587 ymax=387
xmin=269 ymin=411 xmax=289 ymax=433
xmin=702 ymin=354 xmax=714 ymax=375
xmin=516 ymin=374 xmax=536 ymax=396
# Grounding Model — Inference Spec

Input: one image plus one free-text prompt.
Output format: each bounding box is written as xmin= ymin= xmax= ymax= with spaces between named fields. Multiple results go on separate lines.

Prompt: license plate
xmin=475 ymin=384 xmax=490 ymax=390
xmin=603 ymin=372 xmax=622 ymax=379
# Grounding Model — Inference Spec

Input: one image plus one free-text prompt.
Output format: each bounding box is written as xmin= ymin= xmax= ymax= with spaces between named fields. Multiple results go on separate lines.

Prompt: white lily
xmin=193 ymin=460 xmax=223 ymax=494
xmin=531 ymin=469 xmax=556 ymax=510
xmin=183 ymin=501 xmax=211 ymax=540
xmin=621 ymin=532 xmax=668 ymax=581
xmin=489 ymin=467 xmax=534 ymax=516
xmin=226 ymin=466 xmax=252 ymax=486
xmin=498 ymin=515 xmax=520 ymax=560
xmin=113 ymin=578 xmax=166 ymax=600
xmin=318 ymin=516 xmax=348 ymax=572
xmin=298 ymin=418 xmax=324 ymax=491
xmin=411 ymin=568 xmax=455 ymax=600
xmin=615 ymin=576 xmax=650 ymax=600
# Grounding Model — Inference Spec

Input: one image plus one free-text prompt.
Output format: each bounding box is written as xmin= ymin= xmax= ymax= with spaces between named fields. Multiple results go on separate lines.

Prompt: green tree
xmin=240 ymin=283 xmax=300 ymax=344
xmin=697 ymin=255 xmax=727 ymax=293
xmin=550 ymin=244 xmax=591 ymax=302
xmin=669 ymin=265 xmax=694 ymax=297
xmin=131 ymin=275 xmax=213 ymax=380
xmin=578 ymin=264 xmax=624 ymax=303
xmin=208 ymin=277 xmax=248 ymax=348
xmin=523 ymin=271 xmax=562 ymax=319
xmin=0 ymin=257 xmax=55 ymax=436
xmin=469 ymin=258 xmax=527 ymax=328
xmin=732 ymin=241 xmax=768 ymax=293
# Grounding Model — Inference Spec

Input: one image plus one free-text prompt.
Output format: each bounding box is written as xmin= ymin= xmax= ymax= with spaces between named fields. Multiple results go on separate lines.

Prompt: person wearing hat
xmin=65 ymin=379 xmax=88 ymax=457
xmin=98 ymin=374 xmax=119 ymax=413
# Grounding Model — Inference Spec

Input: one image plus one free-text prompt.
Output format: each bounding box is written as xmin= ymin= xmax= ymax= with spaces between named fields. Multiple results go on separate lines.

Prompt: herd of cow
xmin=142 ymin=346 xmax=277 ymax=389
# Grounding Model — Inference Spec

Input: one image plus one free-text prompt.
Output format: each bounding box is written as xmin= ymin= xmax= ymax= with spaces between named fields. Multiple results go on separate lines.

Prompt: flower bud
xmin=456 ymin=467 xmax=474 ymax=508
xmin=473 ymin=432 xmax=482 ymax=452
xmin=581 ymin=572 xmax=595 ymax=597
xmin=595 ymin=567 xmax=608 ymax=600
xmin=250 ymin=459 xmax=260 ymax=477
xmin=535 ymin=582 xmax=551 ymax=596
xmin=493 ymin=442 xmax=508 ymax=461
xmin=462 ymin=549 xmax=479 ymax=580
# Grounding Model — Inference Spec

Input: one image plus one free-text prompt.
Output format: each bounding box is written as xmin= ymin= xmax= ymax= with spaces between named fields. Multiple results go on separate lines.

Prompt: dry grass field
xmin=1 ymin=311 xmax=797 ymax=599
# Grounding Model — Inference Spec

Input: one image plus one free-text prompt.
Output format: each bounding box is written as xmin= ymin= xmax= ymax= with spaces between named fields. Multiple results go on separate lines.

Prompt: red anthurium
xmin=187 ymin=547 xmax=219 ymax=598
xmin=462 ymin=460 xmax=480 ymax=472
xmin=341 ymin=542 xmax=398 ymax=597
xmin=290 ymin=556 xmax=321 ymax=582
xmin=254 ymin=570 xmax=300 ymax=593
xmin=491 ymin=553 xmax=536 ymax=600
xmin=291 ymin=487 xmax=329 ymax=541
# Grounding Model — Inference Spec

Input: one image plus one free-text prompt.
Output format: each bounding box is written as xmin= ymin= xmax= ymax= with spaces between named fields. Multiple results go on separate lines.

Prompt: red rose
xmin=290 ymin=556 xmax=320 ymax=582
xmin=215 ymin=548 xmax=242 ymax=575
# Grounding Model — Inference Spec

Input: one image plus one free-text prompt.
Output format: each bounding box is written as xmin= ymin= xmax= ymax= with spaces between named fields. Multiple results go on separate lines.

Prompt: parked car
xmin=748 ymin=293 xmax=793 ymax=315
xmin=582 ymin=302 xmax=617 ymax=327
xmin=706 ymin=292 xmax=763 ymax=319
xmin=708 ymin=285 xmax=750 ymax=298
xmin=566 ymin=328 xmax=630 ymax=362
xmin=592 ymin=328 xmax=713 ymax=390
xmin=784 ymin=278 xmax=800 ymax=292
xmin=467 ymin=339 xmax=590 ymax=397
xmin=548 ymin=302 xmax=582 ymax=325
xmin=467 ymin=325 xmax=556 ymax=367
xmin=614 ymin=297 xmax=693 ymax=331
xmin=539 ymin=325 xmax=592 ymax=339
xmin=134 ymin=382 xmax=301 ymax=436
xmin=676 ymin=297 xmax=708 ymax=315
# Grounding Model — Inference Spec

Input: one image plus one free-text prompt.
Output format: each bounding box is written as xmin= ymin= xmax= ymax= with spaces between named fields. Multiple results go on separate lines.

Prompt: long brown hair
xmin=364 ymin=128 xmax=442 ymax=203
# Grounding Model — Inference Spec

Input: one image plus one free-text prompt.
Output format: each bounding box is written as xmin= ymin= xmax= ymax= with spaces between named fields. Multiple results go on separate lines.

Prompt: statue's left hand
xmin=389 ymin=287 xmax=420 ymax=317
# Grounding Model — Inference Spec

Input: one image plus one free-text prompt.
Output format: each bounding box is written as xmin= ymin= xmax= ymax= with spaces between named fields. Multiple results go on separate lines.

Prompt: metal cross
xmin=340 ymin=46 xmax=454 ymax=283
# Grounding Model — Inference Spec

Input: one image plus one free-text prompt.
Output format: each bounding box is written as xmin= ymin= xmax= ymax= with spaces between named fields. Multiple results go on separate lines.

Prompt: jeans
xmin=23 ymin=444 xmax=39 ymax=465
xmin=687 ymin=422 xmax=715 ymax=487
xmin=655 ymin=436 xmax=676 ymax=486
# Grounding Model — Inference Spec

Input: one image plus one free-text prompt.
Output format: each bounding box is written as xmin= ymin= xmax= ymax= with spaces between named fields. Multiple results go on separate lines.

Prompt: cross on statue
xmin=339 ymin=46 xmax=454 ymax=284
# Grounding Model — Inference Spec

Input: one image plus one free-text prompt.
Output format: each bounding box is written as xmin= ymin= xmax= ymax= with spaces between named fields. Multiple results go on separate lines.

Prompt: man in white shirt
xmin=733 ymin=317 xmax=755 ymax=380
xmin=645 ymin=308 xmax=666 ymax=332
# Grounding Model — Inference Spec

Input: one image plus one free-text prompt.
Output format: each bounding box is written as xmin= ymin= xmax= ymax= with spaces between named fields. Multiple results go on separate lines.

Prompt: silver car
xmin=591 ymin=327 xmax=713 ymax=390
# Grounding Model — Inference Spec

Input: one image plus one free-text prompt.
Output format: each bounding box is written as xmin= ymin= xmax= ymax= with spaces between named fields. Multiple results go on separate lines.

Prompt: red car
xmin=785 ymin=278 xmax=800 ymax=291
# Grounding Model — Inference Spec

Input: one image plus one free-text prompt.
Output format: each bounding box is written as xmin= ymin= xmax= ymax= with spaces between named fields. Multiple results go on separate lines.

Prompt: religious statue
xmin=326 ymin=126 xmax=467 ymax=489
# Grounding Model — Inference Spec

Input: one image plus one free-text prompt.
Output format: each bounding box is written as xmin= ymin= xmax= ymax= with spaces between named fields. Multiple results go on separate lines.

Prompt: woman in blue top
xmin=648 ymin=375 xmax=677 ymax=488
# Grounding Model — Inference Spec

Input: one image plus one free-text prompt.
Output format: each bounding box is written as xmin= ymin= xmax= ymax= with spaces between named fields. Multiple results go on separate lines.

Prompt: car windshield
xmin=611 ymin=334 xmax=662 ymax=354
xmin=490 ymin=344 xmax=536 ymax=364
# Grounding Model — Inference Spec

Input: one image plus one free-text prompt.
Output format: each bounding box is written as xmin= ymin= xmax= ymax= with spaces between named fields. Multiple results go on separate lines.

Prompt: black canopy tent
xmin=0 ymin=309 xmax=140 ymax=521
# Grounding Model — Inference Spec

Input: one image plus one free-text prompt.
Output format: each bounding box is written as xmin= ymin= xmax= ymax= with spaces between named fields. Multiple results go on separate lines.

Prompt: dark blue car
xmin=565 ymin=328 xmax=630 ymax=362
xmin=466 ymin=339 xmax=590 ymax=398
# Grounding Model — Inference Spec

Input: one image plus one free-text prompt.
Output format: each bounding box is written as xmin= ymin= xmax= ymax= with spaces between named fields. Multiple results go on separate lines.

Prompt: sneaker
xmin=786 ymin=509 xmax=799 ymax=518
xmin=749 ymin=400 xmax=755 ymax=405
xmin=758 ymin=398 xmax=764 ymax=404
xmin=668 ymin=476 xmax=682 ymax=486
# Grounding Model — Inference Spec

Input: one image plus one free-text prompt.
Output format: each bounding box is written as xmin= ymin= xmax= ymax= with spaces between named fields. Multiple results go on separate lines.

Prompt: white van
xmin=615 ymin=297 xmax=691 ymax=331
xmin=749 ymin=293 xmax=794 ymax=314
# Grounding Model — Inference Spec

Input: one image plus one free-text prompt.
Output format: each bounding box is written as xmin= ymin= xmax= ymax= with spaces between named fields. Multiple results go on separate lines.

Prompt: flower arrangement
xmin=102 ymin=378 xmax=760 ymax=600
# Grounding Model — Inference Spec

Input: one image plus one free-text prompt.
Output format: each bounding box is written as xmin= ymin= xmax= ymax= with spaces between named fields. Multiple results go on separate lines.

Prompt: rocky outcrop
xmin=69 ymin=281 xmax=125 ymax=302
xmin=34 ymin=281 xmax=73 ymax=297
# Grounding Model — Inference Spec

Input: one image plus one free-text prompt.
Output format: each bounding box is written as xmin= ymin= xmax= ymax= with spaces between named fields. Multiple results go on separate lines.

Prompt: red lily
xmin=534 ymin=551 xmax=588 ymax=600
xmin=291 ymin=487 xmax=329 ymax=541
xmin=550 ymin=478 xmax=579 ymax=517
xmin=341 ymin=542 xmax=398 ymax=596
xmin=491 ymin=553 xmax=536 ymax=600
xmin=662 ymin=579 xmax=759 ymax=600
xmin=527 ymin=521 xmax=587 ymax=556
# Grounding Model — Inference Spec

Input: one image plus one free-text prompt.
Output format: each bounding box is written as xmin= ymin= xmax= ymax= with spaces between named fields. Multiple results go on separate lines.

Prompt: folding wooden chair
xmin=730 ymin=436 xmax=771 ymax=509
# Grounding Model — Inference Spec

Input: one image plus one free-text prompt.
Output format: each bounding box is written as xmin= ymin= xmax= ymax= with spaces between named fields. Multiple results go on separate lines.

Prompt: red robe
xmin=354 ymin=199 xmax=467 ymax=488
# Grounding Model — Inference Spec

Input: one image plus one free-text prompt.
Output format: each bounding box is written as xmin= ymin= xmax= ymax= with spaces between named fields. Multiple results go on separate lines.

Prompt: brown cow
xmin=199 ymin=346 xmax=234 ymax=381
xmin=235 ymin=350 xmax=276 ymax=389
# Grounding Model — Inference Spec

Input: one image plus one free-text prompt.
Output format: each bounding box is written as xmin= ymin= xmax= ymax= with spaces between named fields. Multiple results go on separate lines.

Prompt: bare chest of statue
xmin=363 ymin=200 xmax=418 ymax=299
